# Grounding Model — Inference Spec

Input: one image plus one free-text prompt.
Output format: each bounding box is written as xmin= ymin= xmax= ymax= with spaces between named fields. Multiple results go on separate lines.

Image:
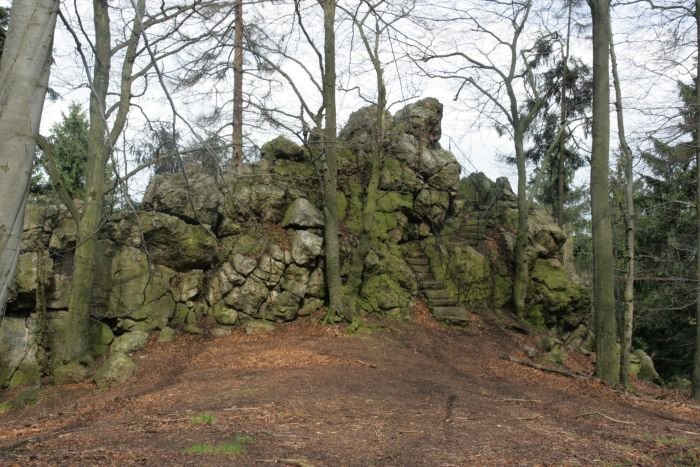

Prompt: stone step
xmin=418 ymin=280 xmax=445 ymax=290
xmin=424 ymin=289 xmax=452 ymax=300
xmin=414 ymin=273 xmax=436 ymax=282
xmin=430 ymin=306 xmax=470 ymax=326
xmin=409 ymin=264 xmax=431 ymax=274
xmin=427 ymin=298 xmax=459 ymax=307
xmin=405 ymin=256 xmax=430 ymax=266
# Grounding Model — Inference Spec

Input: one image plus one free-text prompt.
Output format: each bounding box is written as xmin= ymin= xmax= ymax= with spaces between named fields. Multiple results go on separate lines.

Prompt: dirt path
xmin=1 ymin=309 xmax=699 ymax=466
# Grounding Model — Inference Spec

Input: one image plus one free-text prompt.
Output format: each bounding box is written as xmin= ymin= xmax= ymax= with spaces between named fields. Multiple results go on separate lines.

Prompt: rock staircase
xmin=443 ymin=214 xmax=487 ymax=247
xmin=405 ymin=249 xmax=470 ymax=326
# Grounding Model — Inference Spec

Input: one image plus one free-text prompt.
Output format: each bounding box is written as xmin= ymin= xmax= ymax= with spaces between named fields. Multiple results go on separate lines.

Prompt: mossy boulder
xmin=105 ymin=246 xmax=177 ymax=332
xmin=260 ymin=290 xmax=301 ymax=322
xmin=359 ymin=274 xmax=411 ymax=314
xmin=224 ymin=277 xmax=269 ymax=316
xmin=94 ymin=352 xmax=137 ymax=389
xmin=89 ymin=319 xmax=114 ymax=358
xmin=261 ymin=136 xmax=306 ymax=161
xmin=0 ymin=316 xmax=41 ymax=388
xmin=111 ymin=331 xmax=149 ymax=354
xmin=142 ymin=172 xmax=222 ymax=226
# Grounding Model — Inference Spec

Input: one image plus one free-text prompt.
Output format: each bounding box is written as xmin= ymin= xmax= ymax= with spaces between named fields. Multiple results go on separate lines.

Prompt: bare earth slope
xmin=1 ymin=309 xmax=699 ymax=466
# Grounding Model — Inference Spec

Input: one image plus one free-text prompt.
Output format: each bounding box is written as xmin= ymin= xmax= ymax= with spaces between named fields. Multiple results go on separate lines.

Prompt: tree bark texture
xmin=232 ymin=0 xmax=244 ymax=168
xmin=692 ymin=0 xmax=700 ymax=400
xmin=589 ymin=0 xmax=619 ymax=385
xmin=64 ymin=0 xmax=112 ymax=363
xmin=610 ymin=29 xmax=635 ymax=389
xmin=513 ymin=122 xmax=530 ymax=319
xmin=0 ymin=0 xmax=58 ymax=313
xmin=321 ymin=0 xmax=345 ymax=321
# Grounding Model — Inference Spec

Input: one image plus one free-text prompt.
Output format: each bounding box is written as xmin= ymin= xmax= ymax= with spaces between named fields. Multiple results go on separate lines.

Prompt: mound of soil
xmin=1 ymin=308 xmax=699 ymax=466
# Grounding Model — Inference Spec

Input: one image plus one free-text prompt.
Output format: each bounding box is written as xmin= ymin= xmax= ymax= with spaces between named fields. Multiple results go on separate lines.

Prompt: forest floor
xmin=1 ymin=305 xmax=699 ymax=466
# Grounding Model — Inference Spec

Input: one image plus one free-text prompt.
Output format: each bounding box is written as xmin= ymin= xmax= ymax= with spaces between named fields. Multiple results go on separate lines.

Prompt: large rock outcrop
xmin=0 ymin=97 xmax=589 ymax=389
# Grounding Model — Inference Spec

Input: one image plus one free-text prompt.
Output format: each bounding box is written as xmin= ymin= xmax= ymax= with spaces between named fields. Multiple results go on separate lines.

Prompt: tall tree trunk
xmin=556 ymin=1 xmax=573 ymax=228
xmin=346 ymin=44 xmax=386 ymax=317
xmin=513 ymin=122 xmax=529 ymax=319
xmin=321 ymin=0 xmax=345 ymax=321
xmin=589 ymin=0 xmax=619 ymax=385
xmin=0 ymin=0 xmax=58 ymax=313
xmin=232 ymin=0 xmax=244 ymax=168
xmin=692 ymin=0 xmax=700 ymax=400
xmin=63 ymin=0 xmax=112 ymax=365
xmin=610 ymin=28 xmax=635 ymax=389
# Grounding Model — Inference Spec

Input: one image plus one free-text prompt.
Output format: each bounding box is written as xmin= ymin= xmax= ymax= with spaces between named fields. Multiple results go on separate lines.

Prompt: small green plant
xmin=190 ymin=412 xmax=215 ymax=425
xmin=184 ymin=435 xmax=255 ymax=455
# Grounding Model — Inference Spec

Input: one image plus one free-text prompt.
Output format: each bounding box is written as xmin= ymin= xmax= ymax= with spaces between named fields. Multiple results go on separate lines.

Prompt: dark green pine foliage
xmin=633 ymin=82 xmax=697 ymax=380
xmin=32 ymin=102 xmax=89 ymax=197
xmin=525 ymin=55 xmax=592 ymax=224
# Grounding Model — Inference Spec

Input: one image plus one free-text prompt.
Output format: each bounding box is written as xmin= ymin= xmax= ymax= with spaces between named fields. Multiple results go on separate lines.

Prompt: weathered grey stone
xmin=142 ymin=172 xmax=222 ymax=226
xmin=105 ymin=246 xmax=177 ymax=331
xmin=111 ymin=331 xmax=149 ymax=354
xmin=94 ymin=353 xmax=137 ymax=389
xmin=291 ymin=230 xmax=323 ymax=265
xmin=53 ymin=362 xmax=90 ymax=385
xmin=158 ymin=327 xmax=178 ymax=342
xmin=393 ymin=97 xmax=443 ymax=147
xmin=89 ymin=319 xmax=114 ymax=358
xmin=250 ymin=184 xmax=287 ymax=222
xmin=0 ymin=316 xmax=41 ymax=388
xmin=254 ymin=254 xmax=285 ymax=286
xmin=282 ymin=198 xmax=324 ymax=229
xmin=281 ymin=264 xmax=310 ymax=298
xmin=260 ymin=290 xmax=301 ymax=322
xmin=232 ymin=253 xmax=257 ymax=276
xmin=245 ymin=320 xmax=276 ymax=335
xmin=261 ymin=136 xmax=306 ymax=161
xmin=213 ymin=302 xmax=239 ymax=325
xmin=108 ymin=212 xmax=217 ymax=272
xmin=173 ymin=270 xmax=205 ymax=302
xmin=224 ymin=277 xmax=269 ymax=316
xmin=306 ymin=267 xmax=326 ymax=298
xmin=632 ymin=349 xmax=660 ymax=383
xmin=414 ymin=189 xmax=450 ymax=224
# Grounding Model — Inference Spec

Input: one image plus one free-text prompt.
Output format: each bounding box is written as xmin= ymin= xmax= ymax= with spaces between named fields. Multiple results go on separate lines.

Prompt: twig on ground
xmin=503 ymin=398 xmax=542 ymax=403
xmin=514 ymin=415 xmax=543 ymax=421
xmin=500 ymin=353 xmax=587 ymax=379
xmin=355 ymin=359 xmax=377 ymax=368
xmin=667 ymin=427 xmax=699 ymax=435
xmin=575 ymin=412 xmax=635 ymax=425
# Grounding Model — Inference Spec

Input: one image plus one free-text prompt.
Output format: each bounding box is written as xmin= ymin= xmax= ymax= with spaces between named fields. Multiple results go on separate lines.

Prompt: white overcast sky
xmin=1 ymin=0 xmax=693 ymax=196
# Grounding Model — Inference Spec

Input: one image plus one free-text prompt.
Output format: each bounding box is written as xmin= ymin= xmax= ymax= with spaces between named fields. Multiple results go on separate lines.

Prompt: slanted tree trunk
xmin=232 ymin=0 xmax=244 ymax=168
xmin=692 ymin=0 xmax=700 ymax=400
xmin=321 ymin=0 xmax=345 ymax=322
xmin=63 ymin=0 xmax=112 ymax=365
xmin=610 ymin=28 xmax=635 ymax=389
xmin=588 ymin=0 xmax=619 ymax=385
xmin=0 ymin=0 xmax=58 ymax=313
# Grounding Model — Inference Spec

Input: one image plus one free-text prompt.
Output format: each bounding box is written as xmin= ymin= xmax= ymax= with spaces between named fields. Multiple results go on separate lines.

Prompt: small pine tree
xmin=32 ymin=102 xmax=89 ymax=197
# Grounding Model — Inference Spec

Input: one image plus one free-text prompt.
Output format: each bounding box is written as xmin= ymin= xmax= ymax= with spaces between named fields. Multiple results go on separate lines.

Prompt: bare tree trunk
xmin=321 ymin=0 xmax=345 ymax=322
xmin=610 ymin=27 xmax=635 ymax=389
xmin=63 ymin=0 xmax=112 ymax=366
xmin=0 ymin=0 xmax=58 ymax=313
xmin=232 ymin=0 xmax=244 ymax=168
xmin=513 ymin=122 xmax=529 ymax=319
xmin=589 ymin=0 xmax=619 ymax=385
xmin=692 ymin=0 xmax=700 ymax=400
xmin=556 ymin=1 xmax=573 ymax=228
